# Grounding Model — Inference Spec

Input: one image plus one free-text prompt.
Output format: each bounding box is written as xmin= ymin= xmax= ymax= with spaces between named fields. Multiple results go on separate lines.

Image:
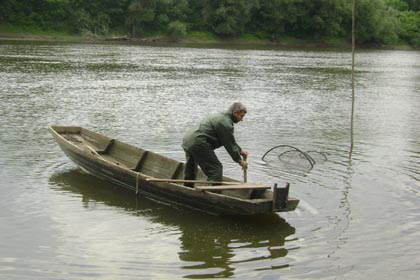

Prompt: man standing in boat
xmin=182 ymin=102 xmax=249 ymax=187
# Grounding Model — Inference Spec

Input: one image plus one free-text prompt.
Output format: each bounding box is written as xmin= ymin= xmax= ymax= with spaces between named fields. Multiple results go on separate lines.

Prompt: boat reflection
xmin=49 ymin=169 xmax=296 ymax=278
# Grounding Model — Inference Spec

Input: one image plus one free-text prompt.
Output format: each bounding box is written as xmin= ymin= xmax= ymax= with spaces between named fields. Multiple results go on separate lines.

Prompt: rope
xmin=136 ymin=172 xmax=139 ymax=195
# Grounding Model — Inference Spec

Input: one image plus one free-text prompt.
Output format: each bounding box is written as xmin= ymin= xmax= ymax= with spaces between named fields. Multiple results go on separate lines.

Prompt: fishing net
xmin=261 ymin=145 xmax=327 ymax=172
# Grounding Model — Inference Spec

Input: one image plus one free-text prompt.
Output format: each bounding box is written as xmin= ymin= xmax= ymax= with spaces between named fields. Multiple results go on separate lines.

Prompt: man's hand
xmin=240 ymin=160 xmax=248 ymax=170
xmin=240 ymin=150 xmax=249 ymax=159
xmin=240 ymin=150 xmax=249 ymax=170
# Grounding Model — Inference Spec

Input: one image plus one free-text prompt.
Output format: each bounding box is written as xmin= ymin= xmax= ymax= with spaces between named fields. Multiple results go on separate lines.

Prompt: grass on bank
xmin=0 ymin=24 xmax=82 ymax=40
xmin=0 ymin=24 xmax=414 ymax=50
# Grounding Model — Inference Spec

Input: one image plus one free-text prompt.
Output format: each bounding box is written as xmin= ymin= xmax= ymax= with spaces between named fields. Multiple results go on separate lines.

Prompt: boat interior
xmin=51 ymin=126 xmax=273 ymax=200
xmin=55 ymin=126 xmax=217 ymax=182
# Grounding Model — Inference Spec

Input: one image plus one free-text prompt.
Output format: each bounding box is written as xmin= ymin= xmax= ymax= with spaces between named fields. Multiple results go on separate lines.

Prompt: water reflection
xmin=178 ymin=215 xmax=295 ymax=278
xmin=49 ymin=169 xmax=296 ymax=278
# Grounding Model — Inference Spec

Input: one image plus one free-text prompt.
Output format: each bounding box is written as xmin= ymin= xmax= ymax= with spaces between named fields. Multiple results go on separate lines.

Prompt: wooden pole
xmin=242 ymin=154 xmax=248 ymax=183
xmin=350 ymin=0 xmax=356 ymax=157
xmin=145 ymin=178 xmax=243 ymax=185
xmin=196 ymin=184 xmax=268 ymax=191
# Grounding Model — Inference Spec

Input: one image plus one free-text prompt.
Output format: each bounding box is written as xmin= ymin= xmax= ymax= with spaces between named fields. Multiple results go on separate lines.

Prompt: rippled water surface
xmin=1 ymin=41 xmax=419 ymax=279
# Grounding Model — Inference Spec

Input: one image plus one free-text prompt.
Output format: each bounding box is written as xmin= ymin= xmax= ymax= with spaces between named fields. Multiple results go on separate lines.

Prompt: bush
xmin=399 ymin=11 xmax=420 ymax=46
xmin=188 ymin=31 xmax=216 ymax=41
xmin=167 ymin=21 xmax=187 ymax=39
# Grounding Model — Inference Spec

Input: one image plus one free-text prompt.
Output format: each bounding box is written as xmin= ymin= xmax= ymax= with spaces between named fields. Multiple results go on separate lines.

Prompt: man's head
xmin=229 ymin=102 xmax=247 ymax=123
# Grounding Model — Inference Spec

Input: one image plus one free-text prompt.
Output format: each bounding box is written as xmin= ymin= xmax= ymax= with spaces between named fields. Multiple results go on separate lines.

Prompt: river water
xmin=0 ymin=41 xmax=419 ymax=279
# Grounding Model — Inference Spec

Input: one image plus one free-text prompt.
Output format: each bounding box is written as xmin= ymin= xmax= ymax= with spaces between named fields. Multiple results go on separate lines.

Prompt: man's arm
xmin=214 ymin=120 xmax=243 ymax=163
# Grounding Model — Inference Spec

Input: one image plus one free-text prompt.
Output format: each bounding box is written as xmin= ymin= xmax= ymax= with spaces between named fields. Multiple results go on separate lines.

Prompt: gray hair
xmin=228 ymin=102 xmax=247 ymax=114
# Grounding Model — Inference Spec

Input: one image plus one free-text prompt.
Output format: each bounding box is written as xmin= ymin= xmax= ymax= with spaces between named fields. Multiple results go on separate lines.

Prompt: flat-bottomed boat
xmin=49 ymin=125 xmax=299 ymax=216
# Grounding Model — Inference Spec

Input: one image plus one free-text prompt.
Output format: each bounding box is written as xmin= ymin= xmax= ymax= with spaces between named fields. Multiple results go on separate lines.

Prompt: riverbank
xmin=0 ymin=31 xmax=83 ymax=42
xmin=0 ymin=31 xmax=415 ymax=51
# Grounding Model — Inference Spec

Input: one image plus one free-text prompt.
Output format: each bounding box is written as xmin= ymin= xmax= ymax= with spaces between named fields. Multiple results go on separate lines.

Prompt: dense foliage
xmin=0 ymin=0 xmax=419 ymax=46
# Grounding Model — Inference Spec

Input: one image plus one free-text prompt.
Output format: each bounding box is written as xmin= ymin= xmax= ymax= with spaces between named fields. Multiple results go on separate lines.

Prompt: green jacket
xmin=182 ymin=112 xmax=243 ymax=163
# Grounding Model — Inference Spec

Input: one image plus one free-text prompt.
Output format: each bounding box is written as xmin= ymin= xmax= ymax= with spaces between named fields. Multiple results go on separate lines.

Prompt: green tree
xmin=73 ymin=9 xmax=93 ymax=34
xmin=356 ymin=0 xmax=395 ymax=43
xmin=399 ymin=10 xmax=420 ymax=45
xmin=386 ymin=0 xmax=410 ymax=10
xmin=167 ymin=20 xmax=187 ymax=40
xmin=206 ymin=0 xmax=259 ymax=37
xmin=72 ymin=8 xmax=111 ymax=35
xmin=254 ymin=0 xmax=351 ymax=40
xmin=167 ymin=0 xmax=189 ymax=22
xmin=254 ymin=0 xmax=287 ymax=39
xmin=402 ymin=0 xmax=420 ymax=10
xmin=68 ymin=0 xmax=128 ymax=34
xmin=127 ymin=0 xmax=143 ymax=37
xmin=128 ymin=0 xmax=157 ymax=35
xmin=186 ymin=0 xmax=212 ymax=31
xmin=0 ymin=0 xmax=419 ymax=47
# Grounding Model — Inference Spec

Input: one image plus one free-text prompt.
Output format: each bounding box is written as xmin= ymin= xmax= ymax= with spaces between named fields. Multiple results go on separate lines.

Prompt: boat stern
xmin=272 ymin=183 xmax=299 ymax=212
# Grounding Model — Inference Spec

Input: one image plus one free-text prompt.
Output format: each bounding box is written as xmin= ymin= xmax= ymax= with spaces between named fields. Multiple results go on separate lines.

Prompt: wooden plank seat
xmin=100 ymin=139 xmax=148 ymax=170
xmin=195 ymin=184 xmax=269 ymax=191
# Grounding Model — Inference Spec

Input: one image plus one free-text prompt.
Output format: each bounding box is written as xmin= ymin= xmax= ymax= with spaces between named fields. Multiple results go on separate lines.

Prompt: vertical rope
xmin=136 ymin=172 xmax=139 ymax=194
xmin=242 ymin=154 xmax=247 ymax=183
xmin=350 ymin=0 xmax=356 ymax=157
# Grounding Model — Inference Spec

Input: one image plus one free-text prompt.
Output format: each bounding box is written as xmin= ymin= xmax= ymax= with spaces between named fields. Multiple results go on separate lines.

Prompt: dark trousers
xmin=183 ymin=142 xmax=223 ymax=187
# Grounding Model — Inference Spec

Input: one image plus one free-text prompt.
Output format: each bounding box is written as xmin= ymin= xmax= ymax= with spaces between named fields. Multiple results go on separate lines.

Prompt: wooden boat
xmin=49 ymin=125 xmax=299 ymax=216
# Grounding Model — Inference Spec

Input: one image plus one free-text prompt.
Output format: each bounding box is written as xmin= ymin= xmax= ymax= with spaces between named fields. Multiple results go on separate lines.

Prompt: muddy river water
xmin=0 ymin=41 xmax=419 ymax=279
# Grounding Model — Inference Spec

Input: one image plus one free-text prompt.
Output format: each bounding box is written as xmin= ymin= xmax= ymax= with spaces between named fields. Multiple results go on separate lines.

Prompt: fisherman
xmin=182 ymin=102 xmax=249 ymax=187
